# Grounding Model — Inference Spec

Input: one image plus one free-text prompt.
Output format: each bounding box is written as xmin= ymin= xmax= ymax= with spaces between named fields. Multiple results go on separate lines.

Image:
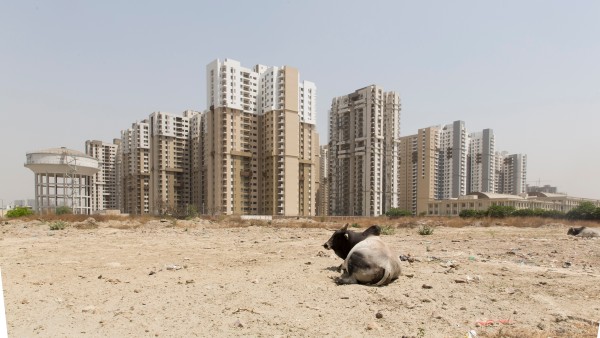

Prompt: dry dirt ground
xmin=1 ymin=217 xmax=599 ymax=337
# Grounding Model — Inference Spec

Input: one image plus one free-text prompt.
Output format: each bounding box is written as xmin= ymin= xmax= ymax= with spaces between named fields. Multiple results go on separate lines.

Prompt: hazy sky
xmin=1 ymin=1 xmax=599 ymax=204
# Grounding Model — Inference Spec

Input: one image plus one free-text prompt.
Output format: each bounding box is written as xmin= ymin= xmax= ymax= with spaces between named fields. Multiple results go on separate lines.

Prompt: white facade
xmin=438 ymin=120 xmax=469 ymax=199
xmin=468 ymin=129 xmax=495 ymax=193
xmin=25 ymin=147 xmax=100 ymax=215
xmin=206 ymin=58 xmax=317 ymax=124
xmin=85 ymin=139 xmax=120 ymax=212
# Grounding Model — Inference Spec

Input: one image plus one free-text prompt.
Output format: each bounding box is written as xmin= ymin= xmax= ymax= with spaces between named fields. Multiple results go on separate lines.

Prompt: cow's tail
xmin=374 ymin=268 xmax=392 ymax=286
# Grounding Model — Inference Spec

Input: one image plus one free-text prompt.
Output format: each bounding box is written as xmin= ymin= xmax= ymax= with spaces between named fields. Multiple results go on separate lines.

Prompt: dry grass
xmin=6 ymin=213 xmax=598 ymax=231
xmin=480 ymin=322 xmax=598 ymax=338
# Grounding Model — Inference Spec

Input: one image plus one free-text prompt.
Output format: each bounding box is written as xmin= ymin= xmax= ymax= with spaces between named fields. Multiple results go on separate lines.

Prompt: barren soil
xmin=1 ymin=218 xmax=599 ymax=337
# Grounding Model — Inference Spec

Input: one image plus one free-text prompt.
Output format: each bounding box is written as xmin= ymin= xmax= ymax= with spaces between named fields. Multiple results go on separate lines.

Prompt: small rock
xmin=375 ymin=312 xmax=383 ymax=319
xmin=366 ymin=322 xmax=379 ymax=330
xmin=553 ymin=313 xmax=568 ymax=322
xmin=460 ymin=306 xmax=467 ymax=310
xmin=233 ymin=319 xmax=244 ymax=328
xmin=186 ymin=280 xmax=194 ymax=284
xmin=405 ymin=274 xmax=414 ymax=278
xmin=422 ymin=284 xmax=433 ymax=289
xmin=562 ymin=262 xmax=572 ymax=268
xmin=149 ymin=271 xmax=156 ymax=275
xmin=455 ymin=279 xmax=467 ymax=283
xmin=97 ymin=275 xmax=103 ymax=279
xmin=134 ymin=289 xmax=141 ymax=293
xmin=537 ymin=322 xmax=545 ymax=330
xmin=82 ymin=306 xmax=96 ymax=313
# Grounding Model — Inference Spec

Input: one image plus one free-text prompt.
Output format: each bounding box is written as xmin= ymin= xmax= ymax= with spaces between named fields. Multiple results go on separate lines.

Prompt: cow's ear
xmin=341 ymin=223 xmax=349 ymax=231
xmin=344 ymin=233 xmax=349 ymax=240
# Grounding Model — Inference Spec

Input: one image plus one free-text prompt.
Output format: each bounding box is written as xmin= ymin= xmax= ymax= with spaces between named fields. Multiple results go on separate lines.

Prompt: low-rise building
xmin=426 ymin=192 xmax=600 ymax=216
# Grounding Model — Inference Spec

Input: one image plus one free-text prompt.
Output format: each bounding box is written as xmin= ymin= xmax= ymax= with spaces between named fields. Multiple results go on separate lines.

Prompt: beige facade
xmin=120 ymin=120 xmax=151 ymax=214
xmin=189 ymin=112 xmax=206 ymax=213
xmin=148 ymin=111 xmax=195 ymax=215
xmin=427 ymin=192 xmax=600 ymax=216
xmin=316 ymin=145 xmax=329 ymax=216
xmin=204 ymin=59 xmax=319 ymax=216
xmin=398 ymin=126 xmax=441 ymax=215
xmin=85 ymin=139 xmax=120 ymax=212
xmin=204 ymin=107 xmax=259 ymax=215
xmin=329 ymin=85 xmax=401 ymax=216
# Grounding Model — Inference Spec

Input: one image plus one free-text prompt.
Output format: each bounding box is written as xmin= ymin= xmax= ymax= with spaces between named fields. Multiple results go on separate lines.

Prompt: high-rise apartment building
xmin=204 ymin=58 xmax=319 ymax=216
xmin=85 ymin=139 xmax=120 ymax=212
xmin=398 ymin=126 xmax=441 ymax=215
xmin=438 ymin=120 xmax=469 ymax=199
xmin=120 ymin=120 xmax=151 ymax=214
xmin=149 ymin=111 xmax=196 ymax=214
xmin=496 ymin=152 xmax=527 ymax=195
xmin=467 ymin=129 xmax=495 ymax=193
xmin=316 ymin=145 xmax=329 ymax=216
xmin=329 ymin=85 xmax=401 ymax=216
xmin=189 ymin=111 xmax=206 ymax=213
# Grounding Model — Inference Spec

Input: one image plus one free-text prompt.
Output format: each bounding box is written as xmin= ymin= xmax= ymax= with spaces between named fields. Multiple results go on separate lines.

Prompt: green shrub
xmin=487 ymin=205 xmax=515 ymax=218
xmin=566 ymin=202 xmax=598 ymax=220
xmin=418 ymin=225 xmax=434 ymax=236
xmin=55 ymin=206 xmax=72 ymax=215
xmin=6 ymin=206 xmax=33 ymax=218
xmin=459 ymin=209 xmax=485 ymax=218
xmin=380 ymin=225 xmax=396 ymax=235
xmin=49 ymin=221 xmax=68 ymax=230
xmin=385 ymin=208 xmax=412 ymax=218
xmin=350 ymin=223 xmax=360 ymax=228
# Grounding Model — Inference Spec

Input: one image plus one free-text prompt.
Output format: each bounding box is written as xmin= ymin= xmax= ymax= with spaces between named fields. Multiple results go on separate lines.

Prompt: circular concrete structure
xmin=25 ymin=147 xmax=100 ymax=215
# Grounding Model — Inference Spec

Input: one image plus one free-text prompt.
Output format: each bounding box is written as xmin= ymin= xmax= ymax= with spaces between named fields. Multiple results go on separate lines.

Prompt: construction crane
xmin=527 ymin=179 xmax=551 ymax=186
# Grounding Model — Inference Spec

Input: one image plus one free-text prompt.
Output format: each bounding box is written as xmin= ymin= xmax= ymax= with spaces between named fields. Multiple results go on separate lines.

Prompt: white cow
xmin=336 ymin=236 xmax=402 ymax=286
xmin=567 ymin=226 xmax=600 ymax=238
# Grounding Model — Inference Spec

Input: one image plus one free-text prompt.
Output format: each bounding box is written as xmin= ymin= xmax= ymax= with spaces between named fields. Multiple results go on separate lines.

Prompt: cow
xmin=323 ymin=223 xmax=381 ymax=260
xmin=323 ymin=224 xmax=401 ymax=286
xmin=567 ymin=226 xmax=600 ymax=238
xmin=336 ymin=236 xmax=402 ymax=286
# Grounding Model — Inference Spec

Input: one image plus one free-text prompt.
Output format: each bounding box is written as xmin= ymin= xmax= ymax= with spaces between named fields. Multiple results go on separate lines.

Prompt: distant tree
xmin=566 ymin=202 xmax=598 ymax=220
xmin=459 ymin=209 xmax=480 ymax=218
xmin=487 ymin=205 xmax=515 ymax=218
xmin=540 ymin=209 xmax=565 ymax=219
xmin=511 ymin=208 xmax=565 ymax=219
xmin=6 ymin=206 xmax=34 ymax=218
xmin=185 ymin=204 xmax=199 ymax=220
xmin=55 ymin=206 xmax=72 ymax=215
xmin=594 ymin=207 xmax=600 ymax=220
xmin=512 ymin=208 xmax=535 ymax=217
xmin=385 ymin=208 xmax=412 ymax=218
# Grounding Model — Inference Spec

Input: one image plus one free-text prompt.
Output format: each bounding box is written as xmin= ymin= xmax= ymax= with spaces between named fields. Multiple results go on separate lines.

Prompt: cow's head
xmin=323 ymin=224 xmax=381 ymax=260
